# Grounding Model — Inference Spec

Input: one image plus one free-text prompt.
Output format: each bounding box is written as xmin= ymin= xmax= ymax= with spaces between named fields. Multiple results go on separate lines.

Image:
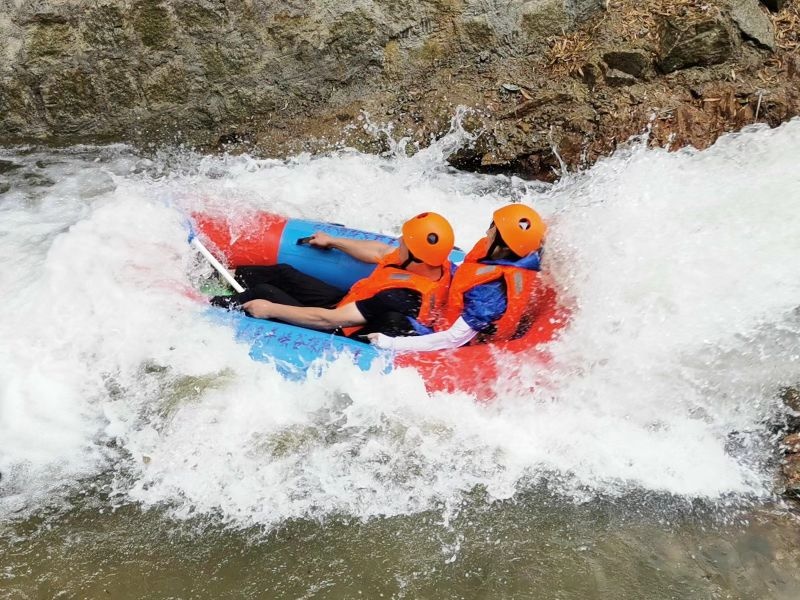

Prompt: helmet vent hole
xmin=519 ymin=218 xmax=531 ymax=230
xmin=427 ymin=233 xmax=439 ymax=244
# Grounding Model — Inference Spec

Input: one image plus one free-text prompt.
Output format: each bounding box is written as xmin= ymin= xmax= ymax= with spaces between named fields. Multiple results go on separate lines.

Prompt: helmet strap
xmin=487 ymin=231 xmax=507 ymax=258
xmin=399 ymin=250 xmax=423 ymax=269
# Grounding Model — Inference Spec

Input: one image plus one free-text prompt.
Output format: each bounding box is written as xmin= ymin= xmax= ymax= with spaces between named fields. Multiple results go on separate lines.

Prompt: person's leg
xmin=234 ymin=266 xmax=286 ymax=289
xmin=235 ymin=264 xmax=346 ymax=308
xmin=210 ymin=283 xmax=303 ymax=309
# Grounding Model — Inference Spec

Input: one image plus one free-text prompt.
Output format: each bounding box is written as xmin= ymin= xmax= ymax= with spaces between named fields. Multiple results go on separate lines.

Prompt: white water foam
xmin=0 ymin=120 xmax=799 ymax=526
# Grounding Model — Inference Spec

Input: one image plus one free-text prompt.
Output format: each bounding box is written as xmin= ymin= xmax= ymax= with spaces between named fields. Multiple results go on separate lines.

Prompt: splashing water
xmin=0 ymin=119 xmax=799 ymax=528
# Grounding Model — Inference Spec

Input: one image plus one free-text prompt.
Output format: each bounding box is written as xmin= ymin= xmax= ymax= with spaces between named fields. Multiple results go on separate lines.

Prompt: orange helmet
xmin=492 ymin=204 xmax=546 ymax=256
xmin=401 ymin=212 xmax=455 ymax=266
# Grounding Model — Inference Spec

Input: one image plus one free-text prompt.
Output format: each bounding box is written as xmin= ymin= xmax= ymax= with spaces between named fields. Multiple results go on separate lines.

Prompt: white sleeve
xmin=371 ymin=317 xmax=479 ymax=352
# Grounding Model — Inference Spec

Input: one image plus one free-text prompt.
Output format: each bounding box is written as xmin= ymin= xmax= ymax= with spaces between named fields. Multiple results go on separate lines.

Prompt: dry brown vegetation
xmin=544 ymin=31 xmax=594 ymax=76
xmin=774 ymin=1 xmax=800 ymax=51
xmin=547 ymin=0 xmax=800 ymax=63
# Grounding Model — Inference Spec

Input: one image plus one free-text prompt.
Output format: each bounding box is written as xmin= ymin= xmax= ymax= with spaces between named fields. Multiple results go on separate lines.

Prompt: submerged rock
xmin=0 ymin=160 xmax=22 ymax=175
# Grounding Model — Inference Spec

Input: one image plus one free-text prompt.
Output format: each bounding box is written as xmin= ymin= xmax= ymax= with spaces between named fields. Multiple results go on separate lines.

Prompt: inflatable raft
xmin=194 ymin=212 xmax=567 ymax=397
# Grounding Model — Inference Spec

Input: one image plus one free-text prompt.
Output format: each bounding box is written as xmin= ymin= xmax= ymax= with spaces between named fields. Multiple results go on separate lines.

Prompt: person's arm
xmin=367 ymin=317 xmax=479 ymax=352
xmin=309 ymin=232 xmax=394 ymax=264
xmin=242 ymin=299 xmax=366 ymax=331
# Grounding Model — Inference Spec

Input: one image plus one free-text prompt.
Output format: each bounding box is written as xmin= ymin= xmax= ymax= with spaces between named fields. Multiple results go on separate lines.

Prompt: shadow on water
xmin=2 ymin=489 xmax=800 ymax=599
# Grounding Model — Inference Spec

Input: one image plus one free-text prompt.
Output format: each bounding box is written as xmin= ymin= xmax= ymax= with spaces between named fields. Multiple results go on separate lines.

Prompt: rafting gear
xmin=491 ymin=204 xmax=546 ymax=258
xmin=440 ymin=237 xmax=541 ymax=343
xmin=192 ymin=211 xmax=566 ymax=398
xmin=400 ymin=212 xmax=455 ymax=267
xmin=336 ymin=248 xmax=452 ymax=337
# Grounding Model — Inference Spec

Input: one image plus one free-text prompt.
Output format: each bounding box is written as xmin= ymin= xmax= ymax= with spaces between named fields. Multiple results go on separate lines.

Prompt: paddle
xmin=188 ymin=230 xmax=245 ymax=294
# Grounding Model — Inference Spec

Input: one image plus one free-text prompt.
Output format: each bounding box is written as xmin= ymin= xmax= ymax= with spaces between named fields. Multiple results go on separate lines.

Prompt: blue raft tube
xmin=194 ymin=212 xmax=464 ymax=379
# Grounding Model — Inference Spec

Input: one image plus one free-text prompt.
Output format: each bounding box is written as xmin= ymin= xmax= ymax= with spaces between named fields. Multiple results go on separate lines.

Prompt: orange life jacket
xmin=338 ymin=248 xmax=452 ymax=337
xmin=440 ymin=238 xmax=539 ymax=343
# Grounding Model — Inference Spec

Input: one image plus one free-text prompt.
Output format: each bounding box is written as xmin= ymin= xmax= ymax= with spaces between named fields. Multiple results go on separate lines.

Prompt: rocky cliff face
xmin=0 ymin=0 xmax=603 ymax=144
xmin=0 ymin=0 xmax=798 ymax=180
xmin=448 ymin=0 xmax=800 ymax=179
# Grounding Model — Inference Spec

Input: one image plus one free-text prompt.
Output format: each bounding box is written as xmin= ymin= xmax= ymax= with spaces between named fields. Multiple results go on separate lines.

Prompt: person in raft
xmin=212 ymin=212 xmax=456 ymax=338
xmin=367 ymin=204 xmax=546 ymax=351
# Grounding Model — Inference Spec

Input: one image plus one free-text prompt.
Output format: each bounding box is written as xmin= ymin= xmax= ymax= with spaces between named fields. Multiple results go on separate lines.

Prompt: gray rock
xmin=76 ymin=171 xmax=116 ymax=198
xmin=460 ymin=15 xmax=496 ymax=52
xmin=605 ymin=67 xmax=638 ymax=86
xmin=569 ymin=0 xmax=607 ymax=22
xmin=730 ymin=0 xmax=776 ymax=50
xmin=657 ymin=16 xmax=736 ymax=74
xmin=602 ymin=49 xmax=653 ymax=79
xmin=22 ymin=172 xmax=55 ymax=187
xmin=15 ymin=0 xmax=73 ymax=25
xmin=578 ymin=59 xmax=603 ymax=88
xmin=519 ymin=0 xmax=572 ymax=44
xmin=0 ymin=160 xmax=22 ymax=175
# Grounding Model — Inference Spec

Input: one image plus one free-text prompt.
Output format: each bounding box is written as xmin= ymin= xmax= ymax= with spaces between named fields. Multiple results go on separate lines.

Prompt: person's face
xmin=398 ymin=238 xmax=410 ymax=261
xmin=487 ymin=221 xmax=498 ymax=243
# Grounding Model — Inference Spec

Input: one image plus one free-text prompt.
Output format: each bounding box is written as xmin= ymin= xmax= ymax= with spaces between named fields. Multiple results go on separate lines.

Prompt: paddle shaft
xmin=191 ymin=237 xmax=245 ymax=294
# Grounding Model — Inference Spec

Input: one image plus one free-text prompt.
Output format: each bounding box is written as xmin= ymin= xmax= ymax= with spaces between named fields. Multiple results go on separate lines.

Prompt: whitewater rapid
xmin=1 ymin=119 xmax=799 ymax=527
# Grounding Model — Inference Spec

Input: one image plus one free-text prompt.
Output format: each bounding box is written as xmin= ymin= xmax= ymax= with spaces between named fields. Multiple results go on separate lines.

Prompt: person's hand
xmin=367 ymin=332 xmax=392 ymax=349
xmin=242 ymin=299 xmax=274 ymax=319
xmin=309 ymin=232 xmax=335 ymax=249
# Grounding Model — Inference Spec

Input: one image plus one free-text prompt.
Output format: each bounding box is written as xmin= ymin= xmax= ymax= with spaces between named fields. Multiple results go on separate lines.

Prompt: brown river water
xmin=3 ymin=494 xmax=800 ymax=599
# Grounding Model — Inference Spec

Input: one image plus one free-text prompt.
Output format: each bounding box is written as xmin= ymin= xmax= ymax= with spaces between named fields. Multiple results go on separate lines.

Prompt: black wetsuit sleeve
xmin=355 ymin=289 xmax=422 ymax=322
xmin=347 ymin=290 xmax=424 ymax=337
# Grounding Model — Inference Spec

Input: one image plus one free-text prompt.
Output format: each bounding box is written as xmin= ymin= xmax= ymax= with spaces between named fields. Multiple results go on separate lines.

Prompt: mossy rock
xmin=27 ymin=23 xmax=76 ymax=57
xmin=344 ymin=122 xmax=394 ymax=155
xmin=200 ymin=47 xmax=228 ymax=80
xmin=223 ymin=85 xmax=280 ymax=118
xmin=520 ymin=0 xmax=572 ymax=44
xmin=382 ymin=39 xmax=403 ymax=77
xmin=174 ymin=2 xmax=227 ymax=32
xmin=0 ymin=84 xmax=36 ymax=137
xmin=267 ymin=13 xmax=320 ymax=50
xmin=132 ymin=0 xmax=175 ymax=49
xmin=142 ymin=61 xmax=189 ymax=104
xmin=415 ymin=39 xmax=446 ymax=67
xmin=658 ymin=16 xmax=736 ymax=74
xmin=0 ymin=81 xmax=35 ymax=119
xmin=41 ymin=68 xmax=100 ymax=129
xmin=95 ymin=61 xmax=141 ymax=108
xmin=200 ymin=34 xmax=259 ymax=79
xmin=329 ymin=9 xmax=381 ymax=56
xmin=461 ymin=16 xmax=495 ymax=50
xmin=81 ymin=5 xmax=128 ymax=49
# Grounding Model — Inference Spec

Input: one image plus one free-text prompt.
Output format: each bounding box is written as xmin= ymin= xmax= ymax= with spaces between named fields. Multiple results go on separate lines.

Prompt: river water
xmin=1 ymin=118 xmax=800 ymax=598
